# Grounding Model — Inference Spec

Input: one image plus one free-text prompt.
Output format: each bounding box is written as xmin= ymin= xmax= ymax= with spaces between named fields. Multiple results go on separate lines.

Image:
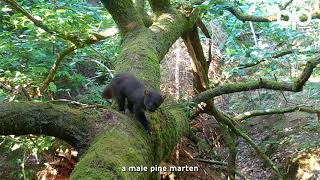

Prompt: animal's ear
xmin=144 ymin=89 xmax=150 ymax=96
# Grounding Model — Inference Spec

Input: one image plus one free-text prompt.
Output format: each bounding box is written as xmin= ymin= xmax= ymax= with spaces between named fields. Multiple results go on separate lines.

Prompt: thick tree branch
xmin=196 ymin=18 xmax=211 ymax=38
xmin=0 ymin=102 xmax=92 ymax=150
xmin=192 ymin=55 xmax=320 ymax=104
xmin=192 ymin=79 xmax=294 ymax=104
xmin=149 ymin=9 xmax=199 ymax=61
xmin=294 ymin=56 xmax=320 ymax=91
xmin=234 ymin=106 xmax=320 ymax=121
xmin=133 ymin=0 xmax=153 ymax=27
xmin=100 ymin=0 xmax=145 ymax=37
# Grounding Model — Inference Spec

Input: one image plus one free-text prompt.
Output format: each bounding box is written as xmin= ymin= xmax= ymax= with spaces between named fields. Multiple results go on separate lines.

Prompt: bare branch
xmin=41 ymin=46 xmax=77 ymax=92
xmin=239 ymin=49 xmax=320 ymax=69
xmin=234 ymin=106 xmax=320 ymax=121
xmin=196 ymin=18 xmax=211 ymax=38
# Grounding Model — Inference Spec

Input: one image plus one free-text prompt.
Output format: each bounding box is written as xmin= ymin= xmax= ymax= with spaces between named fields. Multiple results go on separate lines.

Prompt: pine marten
xmin=102 ymin=73 xmax=165 ymax=133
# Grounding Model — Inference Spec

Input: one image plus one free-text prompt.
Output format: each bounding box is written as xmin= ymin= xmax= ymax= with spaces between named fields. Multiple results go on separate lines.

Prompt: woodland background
xmin=0 ymin=0 xmax=320 ymax=179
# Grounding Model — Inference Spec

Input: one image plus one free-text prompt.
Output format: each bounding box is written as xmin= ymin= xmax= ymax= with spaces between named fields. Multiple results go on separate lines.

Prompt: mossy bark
xmin=0 ymin=102 xmax=94 ymax=150
xmin=70 ymin=1 xmax=197 ymax=179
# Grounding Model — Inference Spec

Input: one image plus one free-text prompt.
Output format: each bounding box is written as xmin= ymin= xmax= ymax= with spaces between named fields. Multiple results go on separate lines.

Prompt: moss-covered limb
xmin=113 ymin=28 xmax=160 ymax=89
xmin=70 ymin=100 xmax=189 ymax=179
xmin=226 ymin=6 xmax=277 ymax=22
xmin=0 ymin=102 xmax=93 ymax=149
xmin=114 ymin=11 xmax=196 ymax=88
xmin=149 ymin=9 xmax=199 ymax=60
xmin=151 ymin=99 xmax=190 ymax=162
xmin=209 ymin=106 xmax=284 ymax=179
xmin=71 ymin=109 xmax=154 ymax=179
xmin=148 ymin=0 xmax=171 ymax=14
xmin=219 ymin=124 xmax=237 ymax=180
xmin=294 ymin=56 xmax=320 ymax=91
xmin=100 ymin=0 xmax=145 ymax=37
xmin=193 ymin=55 xmax=319 ymax=104
xmin=234 ymin=106 xmax=320 ymax=121
xmin=192 ymin=80 xmax=294 ymax=105
xmin=133 ymin=0 xmax=153 ymax=27
xmin=133 ymin=0 xmax=146 ymax=14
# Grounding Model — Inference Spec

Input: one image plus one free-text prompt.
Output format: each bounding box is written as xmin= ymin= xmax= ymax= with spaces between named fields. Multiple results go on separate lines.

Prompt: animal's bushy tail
xmin=102 ymin=85 xmax=112 ymax=99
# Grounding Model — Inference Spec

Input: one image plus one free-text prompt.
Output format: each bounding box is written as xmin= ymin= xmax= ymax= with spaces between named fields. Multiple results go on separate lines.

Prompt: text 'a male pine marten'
xmin=102 ymin=73 xmax=165 ymax=133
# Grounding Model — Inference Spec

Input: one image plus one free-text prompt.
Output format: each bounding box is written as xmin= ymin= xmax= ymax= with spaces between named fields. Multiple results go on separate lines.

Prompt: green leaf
xmin=48 ymin=82 xmax=57 ymax=93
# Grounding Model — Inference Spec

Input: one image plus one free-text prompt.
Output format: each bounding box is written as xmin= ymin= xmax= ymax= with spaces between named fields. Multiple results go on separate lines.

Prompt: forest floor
xmin=167 ymin=112 xmax=320 ymax=180
xmin=237 ymin=112 xmax=320 ymax=179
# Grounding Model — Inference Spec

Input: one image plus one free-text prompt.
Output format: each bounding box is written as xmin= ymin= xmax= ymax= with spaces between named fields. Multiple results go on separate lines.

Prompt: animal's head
xmin=143 ymin=89 xmax=165 ymax=112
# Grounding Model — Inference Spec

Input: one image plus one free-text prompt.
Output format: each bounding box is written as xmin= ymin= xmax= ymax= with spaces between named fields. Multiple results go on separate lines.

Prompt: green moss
xmin=115 ymin=29 xmax=160 ymax=89
xmin=149 ymin=98 xmax=189 ymax=162
xmin=0 ymin=102 xmax=94 ymax=148
xmin=71 ymin=110 xmax=154 ymax=179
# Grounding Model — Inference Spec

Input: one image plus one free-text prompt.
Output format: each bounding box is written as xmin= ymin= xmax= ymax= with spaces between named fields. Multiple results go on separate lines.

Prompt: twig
xmin=195 ymin=158 xmax=249 ymax=179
